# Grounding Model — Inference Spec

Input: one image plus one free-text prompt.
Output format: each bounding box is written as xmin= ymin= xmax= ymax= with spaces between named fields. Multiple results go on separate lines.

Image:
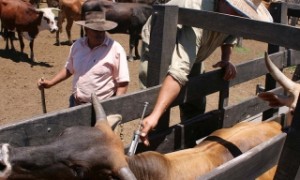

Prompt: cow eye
xmin=71 ymin=165 xmax=85 ymax=178
xmin=0 ymin=163 xmax=6 ymax=171
xmin=43 ymin=17 xmax=50 ymax=24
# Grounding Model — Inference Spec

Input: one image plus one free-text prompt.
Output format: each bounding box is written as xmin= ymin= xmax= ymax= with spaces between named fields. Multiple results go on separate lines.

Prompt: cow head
xmin=258 ymin=52 xmax=300 ymax=125
xmin=0 ymin=94 xmax=136 ymax=180
xmin=37 ymin=8 xmax=59 ymax=33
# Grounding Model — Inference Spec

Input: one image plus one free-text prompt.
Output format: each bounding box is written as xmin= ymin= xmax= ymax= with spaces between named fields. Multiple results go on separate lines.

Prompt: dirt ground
xmin=0 ymin=19 xmax=294 ymax=143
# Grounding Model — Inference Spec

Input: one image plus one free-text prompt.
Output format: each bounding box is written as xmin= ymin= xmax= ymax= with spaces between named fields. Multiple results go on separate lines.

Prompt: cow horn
xmin=264 ymin=52 xmax=300 ymax=109
xmin=49 ymin=8 xmax=60 ymax=12
xmin=92 ymin=93 xmax=108 ymax=123
xmin=264 ymin=52 xmax=296 ymax=93
xmin=117 ymin=167 xmax=137 ymax=180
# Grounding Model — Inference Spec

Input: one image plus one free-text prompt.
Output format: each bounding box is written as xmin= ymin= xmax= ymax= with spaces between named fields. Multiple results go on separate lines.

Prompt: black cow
xmin=0 ymin=94 xmax=136 ymax=180
xmin=82 ymin=0 xmax=153 ymax=61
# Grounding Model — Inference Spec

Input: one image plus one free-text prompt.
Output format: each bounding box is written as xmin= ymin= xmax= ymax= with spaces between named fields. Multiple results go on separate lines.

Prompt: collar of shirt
xmin=83 ymin=34 xmax=111 ymax=49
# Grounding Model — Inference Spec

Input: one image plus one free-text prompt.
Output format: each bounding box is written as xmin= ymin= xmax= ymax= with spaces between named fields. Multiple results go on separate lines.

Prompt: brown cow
xmin=0 ymin=0 xmax=58 ymax=61
xmin=0 ymin=93 xmax=282 ymax=179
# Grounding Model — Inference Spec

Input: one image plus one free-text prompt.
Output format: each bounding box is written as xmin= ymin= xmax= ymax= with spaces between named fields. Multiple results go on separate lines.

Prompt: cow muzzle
xmin=50 ymin=27 xmax=58 ymax=33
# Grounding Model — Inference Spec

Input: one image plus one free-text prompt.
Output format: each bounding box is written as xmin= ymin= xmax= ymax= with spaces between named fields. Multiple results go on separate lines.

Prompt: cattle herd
xmin=0 ymin=0 xmax=165 ymax=61
xmin=0 ymin=92 xmax=283 ymax=179
xmin=0 ymin=0 xmax=298 ymax=179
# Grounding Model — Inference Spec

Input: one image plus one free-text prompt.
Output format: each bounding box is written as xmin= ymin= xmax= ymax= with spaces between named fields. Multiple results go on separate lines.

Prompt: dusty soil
xmin=0 ymin=18 xmax=294 ymax=144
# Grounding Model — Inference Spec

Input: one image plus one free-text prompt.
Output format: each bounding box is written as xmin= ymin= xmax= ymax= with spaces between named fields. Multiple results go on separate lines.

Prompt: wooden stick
xmin=40 ymin=78 xmax=47 ymax=113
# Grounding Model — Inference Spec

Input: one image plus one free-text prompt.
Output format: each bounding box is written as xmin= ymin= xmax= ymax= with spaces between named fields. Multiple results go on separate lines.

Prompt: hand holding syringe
xmin=127 ymin=102 xmax=149 ymax=156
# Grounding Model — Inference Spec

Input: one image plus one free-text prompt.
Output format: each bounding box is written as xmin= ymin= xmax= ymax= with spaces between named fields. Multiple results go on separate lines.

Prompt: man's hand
xmin=212 ymin=61 xmax=237 ymax=80
xmin=37 ymin=78 xmax=52 ymax=90
xmin=139 ymin=115 xmax=158 ymax=146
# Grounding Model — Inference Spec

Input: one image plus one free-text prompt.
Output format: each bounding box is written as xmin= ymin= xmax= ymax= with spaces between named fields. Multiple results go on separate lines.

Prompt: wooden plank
xmin=229 ymin=51 xmax=287 ymax=87
xmin=0 ymin=104 xmax=92 ymax=146
xmin=133 ymin=110 xmax=221 ymax=153
xmin=288 ymin=3 xmax=300 ymax=17
xmin=100 ymin=85 xmax=160 ymax=123
xmin=198 ymin=133 xmax=287 ymax=180
xmin=173 ymin=4 xmax=300 ymax=50
xmin=223 ymin=87 xmax=284 ymax=128
xmin=174 ymin=51 xmax=293 ymax=106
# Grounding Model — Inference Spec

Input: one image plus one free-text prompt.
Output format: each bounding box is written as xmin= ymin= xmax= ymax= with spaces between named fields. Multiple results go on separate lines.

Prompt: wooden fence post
xmin=274 ymin=2 xmax=300 ymax=179
xmin=274 ymin=92 xmax=300 ymax=179
xmin=146 ymin=5 xmax=178 ymax=131
xmin=147 ymin=5 xmax=178 ymax=87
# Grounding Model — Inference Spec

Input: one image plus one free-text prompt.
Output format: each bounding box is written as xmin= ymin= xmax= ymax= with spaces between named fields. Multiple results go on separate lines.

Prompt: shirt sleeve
xmin=114 ymin=43 xmax=130 ymax=83
xmin=64 ymin=44 xmax=75 ymax=74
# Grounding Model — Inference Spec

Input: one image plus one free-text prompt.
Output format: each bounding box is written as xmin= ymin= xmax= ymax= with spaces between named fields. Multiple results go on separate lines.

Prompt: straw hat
xmin=225 ymin=0 xmax=273 ymax=22
xmin=75 ymin=11 xmax=117 ymax=31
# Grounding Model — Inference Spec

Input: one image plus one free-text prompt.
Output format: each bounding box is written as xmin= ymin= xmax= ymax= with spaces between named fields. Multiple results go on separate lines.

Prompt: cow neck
xmin=203 ymin=136 xmax=243 ymax=158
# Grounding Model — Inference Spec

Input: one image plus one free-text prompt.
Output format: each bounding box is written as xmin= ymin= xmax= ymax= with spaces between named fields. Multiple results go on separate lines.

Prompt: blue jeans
xmin=69 ymin=95 xmax=77 ymax=107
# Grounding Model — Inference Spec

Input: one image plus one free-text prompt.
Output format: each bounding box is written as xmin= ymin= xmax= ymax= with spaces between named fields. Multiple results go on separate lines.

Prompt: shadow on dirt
xmin=0 ymin=49 xmax=53 ymax=67
xmin=54 ymin=40 xmax=74 ymax=46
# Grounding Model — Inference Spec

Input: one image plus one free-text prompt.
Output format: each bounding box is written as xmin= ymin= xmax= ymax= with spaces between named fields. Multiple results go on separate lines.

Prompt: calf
xmin=0 ymin=0 xmax=58 ymax=61
xmin=0 ymin=93 xmax=282 ymax=179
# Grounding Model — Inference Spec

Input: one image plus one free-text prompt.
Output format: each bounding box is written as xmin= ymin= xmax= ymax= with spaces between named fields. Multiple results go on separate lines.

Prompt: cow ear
xmin=49 ymin=8 xmax=60 ymax=12
xmin=258 ymin=92 xmax=289 ymax=107
xmin=107 ymin=114 xmax=122 ymax=130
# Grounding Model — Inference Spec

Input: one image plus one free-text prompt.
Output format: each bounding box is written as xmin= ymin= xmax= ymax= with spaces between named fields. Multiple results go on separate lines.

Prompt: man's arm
xmin=115 ymin=82 xmax=129 ymax=96
xmin=212 ymin=44 xmax=237 ymax=80
xmin=140 ymin=75 xmax=181 ymax=146
xmin=37 ymin=68 xmax=72 ymax=89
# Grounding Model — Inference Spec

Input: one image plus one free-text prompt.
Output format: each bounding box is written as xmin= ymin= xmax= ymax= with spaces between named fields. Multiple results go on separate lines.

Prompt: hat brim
xmin=75 ymin=20 xmax=118 ymax=31
xmin=225 ymin=0 xmax=273 ymax=22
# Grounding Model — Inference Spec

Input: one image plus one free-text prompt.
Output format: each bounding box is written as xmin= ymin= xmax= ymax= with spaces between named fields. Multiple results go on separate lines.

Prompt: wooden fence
xmin=1 ymin=1 xmax=300 ymax=179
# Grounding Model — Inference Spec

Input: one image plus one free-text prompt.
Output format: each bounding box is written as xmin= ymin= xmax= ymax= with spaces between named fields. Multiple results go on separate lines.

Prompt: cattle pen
xmin=1 ymin=1 xmax=300 ymax=179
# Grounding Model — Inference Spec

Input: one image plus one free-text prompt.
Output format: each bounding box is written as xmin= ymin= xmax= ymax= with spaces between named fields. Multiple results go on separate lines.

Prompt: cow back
xmin=0 ymin=0 xmax=42 ymax=31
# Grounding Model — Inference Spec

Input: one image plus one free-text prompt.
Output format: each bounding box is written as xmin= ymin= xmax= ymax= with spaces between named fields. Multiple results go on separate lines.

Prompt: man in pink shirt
xmin=38 ymin=11 xmax=130 ymax=107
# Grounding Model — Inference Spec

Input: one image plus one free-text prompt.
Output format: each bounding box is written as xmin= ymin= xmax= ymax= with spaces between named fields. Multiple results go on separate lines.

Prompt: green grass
xmin=233 ymin=46 xmax=249 ymax=54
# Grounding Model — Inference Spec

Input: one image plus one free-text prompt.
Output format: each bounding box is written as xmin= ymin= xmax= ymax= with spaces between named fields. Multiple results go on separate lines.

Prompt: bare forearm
xmin=49 ymin=68 xmax=72 ymax=86
xmin=115 ymin=82 xmax=129 ymax=96
xmin=221 ymin=44 xmax=233 ymax=62
xmin=39 ymin=68 xmax=72 ymax=89
xmin=150 ymin=75 xmax=181 ymax=119
xmin=140 ymin=75 xmax=182 ymax=146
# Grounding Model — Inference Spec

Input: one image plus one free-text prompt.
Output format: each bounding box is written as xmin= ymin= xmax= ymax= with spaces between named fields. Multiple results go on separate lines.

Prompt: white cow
xmin=0 ymin=0 xmax=59 ymax=61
